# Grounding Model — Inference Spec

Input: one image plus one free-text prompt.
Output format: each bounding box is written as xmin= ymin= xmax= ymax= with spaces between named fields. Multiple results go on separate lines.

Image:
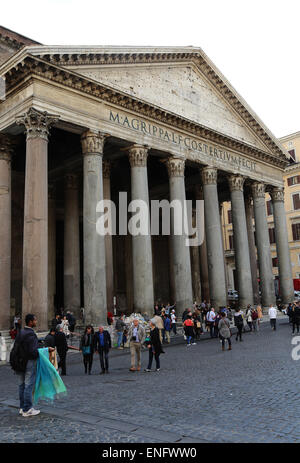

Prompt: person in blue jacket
xmin=163 ymin=314 xmax=171 ymax=344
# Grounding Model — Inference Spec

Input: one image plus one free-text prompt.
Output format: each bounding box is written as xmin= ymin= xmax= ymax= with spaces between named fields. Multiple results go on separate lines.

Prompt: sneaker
xmin=192 ymin=343 xmax=197 ymax=345
xmin=187 ymin=344 xmax=191 ymax=347
xmin=22 ymin=408 xmax=40 ymax=417
xmin=144 ymin=368 xmax=151 ymax=372
xmin=19 ymin=409 xmax=23 ymax=415
xmin=156 ymin=368 xmax=160 ymax=372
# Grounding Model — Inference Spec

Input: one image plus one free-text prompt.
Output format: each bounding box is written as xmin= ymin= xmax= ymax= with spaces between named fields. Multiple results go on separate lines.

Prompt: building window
xmin=292 ymin=223 xmax=300 ymax=241
xmin=288 ymin=149 xmax=296 ymax=161
xmin=292 ymin=193 xmax=300 ymax=210
xmin=229 ymin=235 xmax=234 ymax=250
xmin=272 ymin=257 xmax=278 ymax=268
xmin=268 ymin=228 xmax=276 ymax=244
xmin=298 ymin=254 xmax=300 ymax=265
xmin=287 ymin=176 xmax=300 ymax=186
xmin=266 ymin=200 xmax=273 ymax=216
xmin=227 ymin=209 xmax=232 ymax=224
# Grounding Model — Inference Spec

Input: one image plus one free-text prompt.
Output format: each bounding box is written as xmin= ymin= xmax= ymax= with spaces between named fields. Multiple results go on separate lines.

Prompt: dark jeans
xmin=171 ymin=323 xmax=177 ymax=335
xmin=292 ymin=319 xmax=300 ymax=333
xmin=147 ymin=348 xmax=160 ymax=370
xmin=83 ymin=353 xmax=93 ymax=373
xmin=247 ymin=321 xmax=253 ymax=332
xmin=208 ymin=323 xmax=215 ymax=338
xmin=17 ymin=359 xmax=36 ymax=412
xmin=58 ymin=351 xmax=67 ymax=375
xmin=220 ymin=335 xmax=231 ymax=348
xmin=270 ymin=319 xmax=277 ymax=330
xmin=99 ymin=347 xmax=109 ymax=371
xmin=235 ymin=324 xmax=243 ymax=341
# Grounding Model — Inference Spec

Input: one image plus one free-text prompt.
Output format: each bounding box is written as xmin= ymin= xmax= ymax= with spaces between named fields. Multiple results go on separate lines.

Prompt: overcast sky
xmin=2 ymin=0 xmax=299 ymax=138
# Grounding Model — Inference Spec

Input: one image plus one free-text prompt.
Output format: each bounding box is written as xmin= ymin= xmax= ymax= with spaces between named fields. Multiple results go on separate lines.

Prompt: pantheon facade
xmin=0 ymin=26 xmax=294 ymax=331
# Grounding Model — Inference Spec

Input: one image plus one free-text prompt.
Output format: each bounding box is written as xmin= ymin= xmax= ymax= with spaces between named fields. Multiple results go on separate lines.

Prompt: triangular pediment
xmin=69 ymin=62 xmax=268 ymax=151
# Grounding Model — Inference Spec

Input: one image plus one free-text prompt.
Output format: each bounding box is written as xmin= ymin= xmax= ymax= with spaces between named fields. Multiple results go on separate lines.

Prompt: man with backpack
xmin=10 ymin=313 xmax=54 ymax=417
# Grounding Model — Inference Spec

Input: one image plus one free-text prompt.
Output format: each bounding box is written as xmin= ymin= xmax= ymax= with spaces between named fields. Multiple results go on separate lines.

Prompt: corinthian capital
xmin=128 ymin=145 xmax=148 ymax=167
xmin=228 ymin=175 xmax=245 ymax=192
xmin=16 ymin=107 xmax=59 ymax=141
xmin=166 ymin=157 xmax=185 ymax=177
xmin=251 ymin=182 xmax=266 ymax=199
xmin=81 ymin=130 xmax=106 ymax=156
xmin=0 ymin=134 xmax=14 ymax=162
xmin=270 ymin=187 xmax=284 ymax=202
xmin=201 ymin=166 xmax=217 ymax=185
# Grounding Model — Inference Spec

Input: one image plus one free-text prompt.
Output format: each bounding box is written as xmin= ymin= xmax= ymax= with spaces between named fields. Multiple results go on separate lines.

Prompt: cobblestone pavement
xmin=1 ymin=317 xmax=300 ymax=443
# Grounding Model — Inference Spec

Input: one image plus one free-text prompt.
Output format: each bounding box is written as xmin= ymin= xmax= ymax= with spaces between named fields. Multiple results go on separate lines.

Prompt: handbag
xmin=82 ymin=345 xmax=91 ymax=355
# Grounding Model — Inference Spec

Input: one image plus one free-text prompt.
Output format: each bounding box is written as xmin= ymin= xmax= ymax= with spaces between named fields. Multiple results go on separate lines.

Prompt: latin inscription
xmin=109 ymin=110 xmax=257 ymax=172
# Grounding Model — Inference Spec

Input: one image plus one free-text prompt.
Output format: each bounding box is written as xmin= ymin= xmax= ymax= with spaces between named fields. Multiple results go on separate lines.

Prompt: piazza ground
xmin=0 ymin=316 xmax=299 ymax=443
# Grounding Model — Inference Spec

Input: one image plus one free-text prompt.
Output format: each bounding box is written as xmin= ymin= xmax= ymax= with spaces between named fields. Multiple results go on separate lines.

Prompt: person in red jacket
xmin=183 ymin=315 xmax=196 ymax=347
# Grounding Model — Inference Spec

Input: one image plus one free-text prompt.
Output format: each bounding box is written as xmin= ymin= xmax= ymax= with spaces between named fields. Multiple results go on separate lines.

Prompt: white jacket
xmin=268 ymin=307 xmax=277 ymax=319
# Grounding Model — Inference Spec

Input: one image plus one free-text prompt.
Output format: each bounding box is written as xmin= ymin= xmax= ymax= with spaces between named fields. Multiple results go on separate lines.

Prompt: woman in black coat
xmin=79 ymin=325 xmax=95 ymax=374
xmin=144 ymin=320 xmax=164 ymax=372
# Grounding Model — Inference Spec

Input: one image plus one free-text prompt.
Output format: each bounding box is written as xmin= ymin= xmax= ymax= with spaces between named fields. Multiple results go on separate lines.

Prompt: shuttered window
xmin=229 ymin=235 xmax=234 ymax=250
xmin=287 ymin=176 xmax=300 ymax=186
xmin=268 ymin=228 xmax=276 ymax=244
xmin=292 ymin=193 xmax=300 ymax=210
xmin=292 ymin=223 xmax=300 ymax=241
xmin=227 ymin=210 xmax=232 ymax=224
xmin=272 ymin=257 xmax=278 ymax=267
xmin=288 ymin=149 xmax=296 ymax=161
xmin=266 ymin=200 xmax=273 ymax=216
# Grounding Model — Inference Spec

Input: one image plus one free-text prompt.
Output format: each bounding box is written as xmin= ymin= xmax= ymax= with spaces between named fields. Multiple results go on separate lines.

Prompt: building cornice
xmin=0 ymin=52 xmax=289 ymax=169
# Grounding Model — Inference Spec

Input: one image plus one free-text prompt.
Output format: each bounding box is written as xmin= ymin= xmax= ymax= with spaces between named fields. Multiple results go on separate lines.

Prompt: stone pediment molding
xmin=0 ymin=52 xmax=289 ymax=169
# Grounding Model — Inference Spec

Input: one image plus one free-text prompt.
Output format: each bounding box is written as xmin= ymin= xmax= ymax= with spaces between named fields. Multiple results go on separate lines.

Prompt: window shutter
xmin=287 ymin=177 xmax=293 ymax=186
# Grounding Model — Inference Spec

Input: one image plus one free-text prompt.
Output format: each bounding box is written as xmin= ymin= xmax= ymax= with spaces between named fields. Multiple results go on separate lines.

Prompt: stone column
xmin=64 ymin=173 xmax=80 ymax=317
xmin=128 ymin=145 xmax=154 ymax=314
xmin=16 ymin=108 xmax=58 ymax=330
xmin=245 ymin=196 xmax=259 ymax=304
xmin=219 ymin=202 xmax=228 ymax=296
xmin=228 ymin=175 xmax=253 ymax=308
xmin=270 ymin=187 xmax=294 ymax=303
xmin=0 ymin=135 xmax=13 ymax=331
xmin=201 ymin=167 xmax=227 ymax=308
xmin=190 ymin=209 xmax=202 ymax=303
xmin=251 ymin=182 xmax=276 ymax=307
xmin=81 ymin=130 xmax=107 ymax=325
xmin=195 ymin=186 xmax=210 ymax=302
xmin=48 ymin=183 xmax=56 ymax=323
xmin=166 ymin=158 xmax=193 ymax=316
xmin=103 ymin=160 xmax=114 ymax=312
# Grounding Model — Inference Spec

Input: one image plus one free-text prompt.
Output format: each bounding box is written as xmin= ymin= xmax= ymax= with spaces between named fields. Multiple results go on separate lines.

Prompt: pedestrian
xmin=287 ymin=303 xmax=293 ymax=324
xmin=67 ymin=311 xmax=76 ymax=335
xmin=291 ymin=303 xmax=300 ymax=334
xmin=165 ymin=302 xmax=175 ymax=316
xmin=246 ymin=305 xmax=253 ymax=332
xmin=214 ymin=311 xmax=222 ymax=338
xmin=234 ymin=308 xmax=244 ymax=342
xmin=60 ymin=315 xmax=70 ymax=339
xmin=170 ymin=309 xmax=177 ymax=335
xmin=128 ymin=318 xmax=145 ymax=372
xmin=44 ymin=328 xmax=56 ymax=348
xmin=55 ymin=324 xmax=68 ymax=376
xmin=122 ymin=329 xmax=128 ymax=348
xmin=80 ymin=325 xmax=95 ymax=374
xmin=153 ymin=313 xmax=164 ymax=343
xmin=256 ymin=305 xmax=263 ymax=330
xmin=163 ymin=314 xmax=171 ymax=344
xmin=51 ymin=313 xmax=61 ymax=330
xmin=144 ymin=319 xmax=164 ymax=372
xmin=251 ymin=308 xmax=259 ymax=332
xmin=182 ymin=308 xmax=190 ymax=323
xmin=183 ymin=315 xmax=195 ymax=347
xmin=107 ymin=311 xmax=114 ymax=326
xmin=94 ymin=326 xmax=112 ymax=374
xmin=192 ymin=309 xmax=202 ymax=340
xmin=218 ymin=311 xmax=232 ymax=351
xmin=206 ymin=307 xmax=216 ymax=338
xmin=268 ymin=305 xmax=278 ymax=331
xmin=11 ymin=313 xmax=54 ymax=417
xmin=115 ymin=314 xmax=126 ymax=349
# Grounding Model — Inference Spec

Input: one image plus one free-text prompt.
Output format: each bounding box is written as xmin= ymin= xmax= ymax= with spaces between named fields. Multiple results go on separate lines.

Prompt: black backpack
xmin=10 ymin=336 xmax=28 ymax=372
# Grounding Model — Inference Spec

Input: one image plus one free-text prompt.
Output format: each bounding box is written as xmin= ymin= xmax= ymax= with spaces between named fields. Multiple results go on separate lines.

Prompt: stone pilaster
xmin=16 ymin=108 xmax=59 ymax=330
xmin=166 ymin=157 xmax=193 ymax=316
xmin=228 ymin=175 xmax=253 ymax=308
xmin=201 ymin=166 xmax=227 ymax=308
xmin=270 ymin=187 xmax=294 ymax=304
xmin=251 ymin=182 xmax=276 ymax=307
xmin=128 ymin=145 xmax=154 ymax=314
xmin=81 ymin=130 xmax=107 ymax=325
xmin=0 ymin=135 xmax=13 ymax=330
xmin=103 ymin=160 xmax=114 ymax=312
xmin=64 ymin=173 xmax=81 ymax=317
xmin=244 ymin=196 xmax=259 ymax=305
xmin=48 ymin=183 xmax=56 ymax=323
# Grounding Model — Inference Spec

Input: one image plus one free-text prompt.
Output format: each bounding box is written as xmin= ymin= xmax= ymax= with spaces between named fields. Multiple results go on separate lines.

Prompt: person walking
xmin=268 ymin=305 xmax=278 ymax=331
xmin=218 ymin=311 xmax=232 ymax=351
xmin=256 ymin=305 xmax=263 ymax=330
xmin=60 ymin=315 xmax=70 ymax=340
xmin=115 ymin=315 xmax=126 ymax=349
xmin=12 ymin=314 xmax=54 ymax=417
xmin=80 ymin=325 xmax=95 ymax=374
xmin=44 ymin=328 xmax=56 ymax=348
xmin=291 ymin=303 xmax=300 ymax=334
xmin=183 ymin=315 xmax=195 ymax=347
xmin=234 ymin=308 xmax=244 ymax=342
xmin=245 ymin=305 xmax=253 ymax=332
xmin=128 ymin=318 xmax=145 ymax=372
xmin=163 ymin=314 xmax=171 ymax=344
xmin=94 ymin=326 xmax=111 ymax=374
xmin=192 ymin=309 xmax=202 ymax=340
xmin=55 ymin=324 xmax=69 ymax=376
xmin=251 ymin=308 xmax=259 ymax=332
xmin=144 ymin=319 xmax=164 ymax=372
xmin=206 ymin=307 xmax=216 ymax=338
xmin=153 ymin=313 xmax=164 ymax=343
xmin=51 ymin=314 xmax=61 ymax=330
xmin=170 ymin=309 xmax=177 ymax=335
